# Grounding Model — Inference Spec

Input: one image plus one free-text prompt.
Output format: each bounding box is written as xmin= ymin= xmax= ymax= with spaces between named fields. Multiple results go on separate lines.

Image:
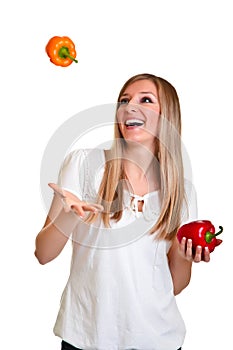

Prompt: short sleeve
xmin=181 ymin=179 xmax=198 ymax=225
xmin=57 ymin=149 xmax=86 ymax=200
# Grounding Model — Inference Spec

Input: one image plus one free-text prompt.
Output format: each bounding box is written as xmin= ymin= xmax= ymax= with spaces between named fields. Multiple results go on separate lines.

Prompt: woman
xmin=35 ymin=73 xmax=210 ymax=350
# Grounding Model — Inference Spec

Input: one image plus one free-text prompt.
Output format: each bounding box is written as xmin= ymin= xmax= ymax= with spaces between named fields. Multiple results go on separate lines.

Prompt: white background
xmin=1 ymin=0 xmax=232 ymax=349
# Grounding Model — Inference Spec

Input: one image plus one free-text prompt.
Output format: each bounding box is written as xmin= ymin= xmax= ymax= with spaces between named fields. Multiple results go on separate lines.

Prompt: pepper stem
xmin=58 ymin=47 xmax=78 ymax=63
xmin=205 ymin=226 xmax=223 ymax=243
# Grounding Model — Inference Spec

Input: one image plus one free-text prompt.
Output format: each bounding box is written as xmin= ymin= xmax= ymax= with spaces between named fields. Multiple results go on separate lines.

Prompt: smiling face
xmin=116 ymin=79 xmax=160 ymax=152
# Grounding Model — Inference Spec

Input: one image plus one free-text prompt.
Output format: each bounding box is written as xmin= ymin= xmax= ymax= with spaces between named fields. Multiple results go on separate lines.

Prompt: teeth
xmin=125 ymin=119 xmax=144 ymax=126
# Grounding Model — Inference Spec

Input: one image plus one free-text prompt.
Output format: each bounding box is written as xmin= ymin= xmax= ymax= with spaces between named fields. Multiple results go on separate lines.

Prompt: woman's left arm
xmin=168 ymin=237 xmax=210 ymax=295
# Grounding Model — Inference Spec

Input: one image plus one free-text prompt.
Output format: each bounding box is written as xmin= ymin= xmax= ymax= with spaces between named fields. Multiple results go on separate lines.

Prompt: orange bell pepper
xmin=46 ymin=36 xmax=78 ymax=67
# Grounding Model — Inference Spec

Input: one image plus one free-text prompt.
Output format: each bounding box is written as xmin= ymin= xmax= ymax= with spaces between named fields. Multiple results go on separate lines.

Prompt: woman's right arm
xmin=35 ymin=192 xmax=78 ymax=265
xmin=35 ymin=183 xmax=103 ymax=265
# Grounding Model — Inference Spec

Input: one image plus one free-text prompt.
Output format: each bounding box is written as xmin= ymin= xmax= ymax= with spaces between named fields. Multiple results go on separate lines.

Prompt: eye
xmin=119 ymin=98 xmax=129 ymax=105
xmin=141 ymin=96 xmax=153 ymax=103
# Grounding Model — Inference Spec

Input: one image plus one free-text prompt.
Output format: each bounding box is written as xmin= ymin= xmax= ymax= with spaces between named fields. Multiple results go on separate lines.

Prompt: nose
xmin=125 ymin=102 xmax=138 ymax=113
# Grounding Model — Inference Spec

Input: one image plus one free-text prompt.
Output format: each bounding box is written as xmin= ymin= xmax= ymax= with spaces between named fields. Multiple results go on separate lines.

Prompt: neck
xmin=123 ymin=141 xmax=158 ymax=175
xmin=122 ymin=142 xmax=160 ymax=195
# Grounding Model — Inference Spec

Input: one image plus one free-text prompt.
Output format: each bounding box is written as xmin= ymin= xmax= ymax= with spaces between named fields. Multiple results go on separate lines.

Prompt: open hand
xmin=48 ymin=183 xmax=104 ymax=218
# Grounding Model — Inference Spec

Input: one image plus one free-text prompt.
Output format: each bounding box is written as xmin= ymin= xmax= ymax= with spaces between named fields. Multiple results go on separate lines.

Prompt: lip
xmin=124 ymin=118 xmax=145 ymax=126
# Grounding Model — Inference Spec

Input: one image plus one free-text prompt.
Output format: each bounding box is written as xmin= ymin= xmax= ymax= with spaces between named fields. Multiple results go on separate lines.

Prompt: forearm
xmin=169 ymin=254 xmax=192 ymax=295
xmin=168 ymin=238 xmax=192 ymax=295
xmin=35 ymin=219 xmax=68 ymax=265
xmin=35 ymin=194 xmax=79 ymax=264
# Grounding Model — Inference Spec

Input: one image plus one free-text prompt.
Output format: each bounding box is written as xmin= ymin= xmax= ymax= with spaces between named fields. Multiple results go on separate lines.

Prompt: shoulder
xmin=61 ymin=148 xmax=105 ymax=169
xmin=184 ymin=178 xmax=197 ymax=200
xmin=58 ymin=148 xmax=106 ymax=198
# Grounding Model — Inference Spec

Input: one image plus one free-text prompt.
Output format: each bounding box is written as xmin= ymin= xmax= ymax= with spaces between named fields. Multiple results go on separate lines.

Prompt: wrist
xmin=52 ymin=208 xmax=80 ymax=238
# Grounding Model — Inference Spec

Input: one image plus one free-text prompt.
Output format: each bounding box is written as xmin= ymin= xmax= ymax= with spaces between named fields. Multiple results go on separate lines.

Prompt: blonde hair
xmin=89 ymin=73 xmax=185 ymax=240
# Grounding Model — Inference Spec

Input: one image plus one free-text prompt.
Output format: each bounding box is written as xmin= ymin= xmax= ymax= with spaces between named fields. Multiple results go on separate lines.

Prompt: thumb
xmin=48 ymin=183 xmax=66 ymax=199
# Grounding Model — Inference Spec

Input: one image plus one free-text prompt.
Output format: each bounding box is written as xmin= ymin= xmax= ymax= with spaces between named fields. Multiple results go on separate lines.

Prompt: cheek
xmin=116 ymin=109 xmax=123 ymax=123
xmin=116 ymin=110 xmax=125 ymax=131
xmin=147 ymin=114 xmax=160 ymax=136
xmin=116 ymin=110 xmax=124 ymax=134
xmin=145 ymin=108 xmax=160 ymax=122
xmin=152 ymin=105 xmax=160 ymax=116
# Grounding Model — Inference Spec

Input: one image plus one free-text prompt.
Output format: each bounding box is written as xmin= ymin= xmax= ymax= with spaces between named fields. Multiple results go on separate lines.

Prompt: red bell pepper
xmin=177 ymin=220 xmax=223 ymax=253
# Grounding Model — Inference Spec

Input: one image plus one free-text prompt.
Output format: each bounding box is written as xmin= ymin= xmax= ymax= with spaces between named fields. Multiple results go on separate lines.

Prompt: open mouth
xmin=125 ymin=119 xmax=144 ymax=127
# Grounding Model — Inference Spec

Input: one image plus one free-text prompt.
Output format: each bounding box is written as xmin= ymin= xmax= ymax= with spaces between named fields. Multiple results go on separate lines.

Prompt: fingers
xmin=193 ymin=245 xmax=202 ymax=263
xmin=179 ymin=237 xmax=193 ymax=261
xmin=186 ymin=239 xmax=193 ymax=260
xmin=193 ymin=245 xmax=210 ymax=263
xmin=203 ymin=247 xmax=210 ymax=262
xmin=179 ymin=237 xmax=210 ymax=263
xmin=48 ymin=183 xmax=66 ymax=198
xmin=69 ymin=201 xmax=103 ymax=218
xmin=48 ymin=183 xmax=80 ymax=201
xmin=84 ymin=203 xmax=103 ymax=213
xmin=48 ymin=183 xmax=103 ymax=218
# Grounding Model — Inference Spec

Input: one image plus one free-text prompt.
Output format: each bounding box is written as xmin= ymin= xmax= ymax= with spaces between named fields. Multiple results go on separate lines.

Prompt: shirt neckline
xmin=129 ymin=191 xmax=159 ymax=199
xmin=100 ymin=149 xmax=160 ymax=200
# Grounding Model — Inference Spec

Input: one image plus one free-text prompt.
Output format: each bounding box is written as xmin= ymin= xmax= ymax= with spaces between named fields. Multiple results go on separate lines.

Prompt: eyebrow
xmin=121 ymin=91 xmax=157 ymax=97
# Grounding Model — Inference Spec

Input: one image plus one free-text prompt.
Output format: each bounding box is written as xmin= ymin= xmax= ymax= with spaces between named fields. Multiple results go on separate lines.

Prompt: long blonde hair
xmin=89 ymin=73 xmax=185 ymax=240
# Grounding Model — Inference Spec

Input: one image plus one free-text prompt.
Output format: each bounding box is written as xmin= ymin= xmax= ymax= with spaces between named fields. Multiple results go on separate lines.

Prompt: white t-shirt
xmin=53 ymin=149 xmax=197 ymax=350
